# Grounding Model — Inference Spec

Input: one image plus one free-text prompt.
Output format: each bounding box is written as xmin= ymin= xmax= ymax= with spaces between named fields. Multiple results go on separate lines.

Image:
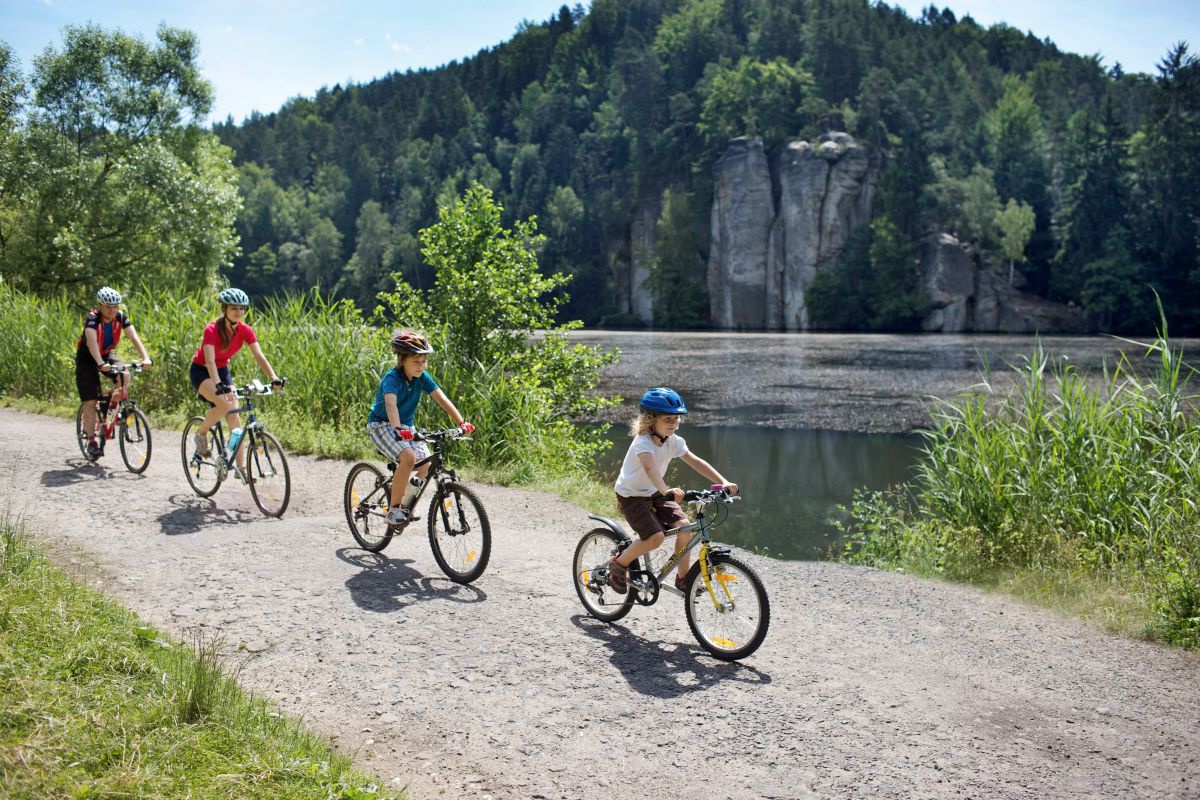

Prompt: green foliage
xmin=807 ymin=219 xmax=926 ymax=331
xmin=0 ymin=24 xmax=239 ymax=294
xmin=0 ymin=521 xmax=405 ymax=799
xmin=375 ymin=183 xmax=618 ymax=475
xmin=697 ymin=56 xmax=815 ymax=153
xmin=841 ymin=314 xmax=1200 ymax=647
xmin=644 ymin=188 xmax=708 ymax=328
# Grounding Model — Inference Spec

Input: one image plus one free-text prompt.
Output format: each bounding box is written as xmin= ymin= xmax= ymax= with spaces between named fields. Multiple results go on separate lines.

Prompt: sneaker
xmin=87 ymin=440 xmax=102 ymax=458
xmin=605 ymin=558 xmax=628 ymax=594
xmin=233 ymin=464 xmax=251 ymax=484
xmin=675 ymin=574 xmax=689 ymax=593
xmin=193 ymin=431 xmax=212 ymax=458
xmin=386 ymin=505 xmax=410 ymax=525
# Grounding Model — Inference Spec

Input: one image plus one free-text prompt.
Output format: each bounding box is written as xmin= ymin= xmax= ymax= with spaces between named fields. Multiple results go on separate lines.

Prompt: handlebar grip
xmin=396 ymin=427 xmax=414 ymax=441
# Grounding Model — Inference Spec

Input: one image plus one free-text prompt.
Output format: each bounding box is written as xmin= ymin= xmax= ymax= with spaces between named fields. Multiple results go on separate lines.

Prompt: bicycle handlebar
xmin=229 ymin=377 xmax=288 ymax=398
xmin=103 ymin=362 xmax=144 ymax=375
xmin=399 ymin=425 xmax=474 ymax=443
xmin=682 ymin=486 xmax=741 ymax=505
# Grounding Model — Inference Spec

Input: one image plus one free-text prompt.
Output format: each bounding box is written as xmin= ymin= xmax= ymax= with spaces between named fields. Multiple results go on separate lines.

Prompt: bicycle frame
xmin=89 ymin=365 xmax=140 ymax=447
xmin=207 ymin=386 xmax=271 ymax=475
xmin=359 ymin=429 xmax=466 ymax=528
xmin=588 ymin=497 xmax=737 ymax=609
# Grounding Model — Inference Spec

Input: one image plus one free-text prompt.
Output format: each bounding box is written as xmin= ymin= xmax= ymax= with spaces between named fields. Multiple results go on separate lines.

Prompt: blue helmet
xmin=218 ymin=287 xmax=250 ymax=306
xmin=639 ymin=387 xmax=688 ymax=415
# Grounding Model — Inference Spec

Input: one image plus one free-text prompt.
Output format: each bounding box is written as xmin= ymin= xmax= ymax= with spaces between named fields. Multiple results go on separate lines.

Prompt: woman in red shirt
xmin=188 ymin=288 xmax=282 ymax=472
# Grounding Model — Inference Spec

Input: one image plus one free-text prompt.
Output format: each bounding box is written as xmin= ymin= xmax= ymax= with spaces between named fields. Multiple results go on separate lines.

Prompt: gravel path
xmin=4 ymin=407 xmax=1198 ymax=799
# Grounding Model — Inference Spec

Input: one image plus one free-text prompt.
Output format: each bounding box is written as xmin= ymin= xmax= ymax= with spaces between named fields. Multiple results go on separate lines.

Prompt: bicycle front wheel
xmin=75 ymin=402 xmax=97 ymax=461
xmin=246 ymin=429 xmax=290 ymax=517
xmin=118 ymin=407 xmax=152 ymax=474
xmin=683 ymin=553 xmax=770 ymax=661
xmin=344 ymin=462 xmax=394 ymax=552
xmin=181 ymin=416 xmax=222 ymax=497
xmin=427 ymin=482 xmax=490 ymax=583
xmin=572 ymin=528 xmax=634 ymax=623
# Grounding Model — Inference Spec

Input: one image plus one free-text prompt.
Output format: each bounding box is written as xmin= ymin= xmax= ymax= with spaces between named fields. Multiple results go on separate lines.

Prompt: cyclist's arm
xmin=124 ymin=325 xmax=151 ymax=366
xmin=429 ymin=388 xmax=465 ymax=427
xmin=246 ymin=341 xmax=280 ymax=384
xmin=636 ymin=451 xmax=680 ymax=500
xmin=680 ymin=451 xmax=738 ymax=494
xmin=202 ymin=344 xmax=221 ymax=384
xmin=383 ymin=393 xmax=404 ymax=430
xmin=84 ymin=328 xmax=109 ymax=372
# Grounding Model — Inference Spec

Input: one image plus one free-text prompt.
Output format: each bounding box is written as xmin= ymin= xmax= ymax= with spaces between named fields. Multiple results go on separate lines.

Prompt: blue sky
xmin=3 ymin=1 xmax=1198 ymax=124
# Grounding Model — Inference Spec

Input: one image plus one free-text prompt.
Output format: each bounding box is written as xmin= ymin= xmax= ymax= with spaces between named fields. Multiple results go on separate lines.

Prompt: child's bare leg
xmin=391 ymin=448 xmax=416 ymax=508
xmin=615 ymin=532 xmax=664 ymax=568
xmin=674 ymin=530 xmax=692 ymax=580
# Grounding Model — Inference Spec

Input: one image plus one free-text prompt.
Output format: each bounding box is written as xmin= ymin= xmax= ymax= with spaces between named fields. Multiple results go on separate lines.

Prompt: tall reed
xmin=842 ymin=329 xmax=1200 ymax=646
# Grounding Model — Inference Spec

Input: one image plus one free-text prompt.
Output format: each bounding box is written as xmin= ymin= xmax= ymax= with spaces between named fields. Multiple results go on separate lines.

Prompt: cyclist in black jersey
xmin=75 ymin=286 xmax=152 ymax=457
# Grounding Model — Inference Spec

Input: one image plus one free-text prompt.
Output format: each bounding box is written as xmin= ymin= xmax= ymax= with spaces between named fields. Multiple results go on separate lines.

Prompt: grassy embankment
xmin=842 ymin=329 xmax=1200 ymax=648
xmin=0 ymin=518 xmax=405 ymax=799
xmin=0 ymin=284 xmax=615 ymax=512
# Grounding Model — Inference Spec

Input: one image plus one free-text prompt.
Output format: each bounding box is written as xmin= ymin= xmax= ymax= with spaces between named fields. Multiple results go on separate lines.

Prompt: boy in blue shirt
xmin=367 ymin=331 xmax=472 ymax=524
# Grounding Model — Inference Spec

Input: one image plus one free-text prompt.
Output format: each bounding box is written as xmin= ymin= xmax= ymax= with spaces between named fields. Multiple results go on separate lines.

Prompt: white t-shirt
xmin=614 ymin=434 xmax=689 ymax=497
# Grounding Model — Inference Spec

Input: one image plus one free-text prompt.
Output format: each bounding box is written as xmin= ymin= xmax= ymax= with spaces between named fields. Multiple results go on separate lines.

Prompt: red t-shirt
xmin=192 ymin=322 xmax=258 ymax=368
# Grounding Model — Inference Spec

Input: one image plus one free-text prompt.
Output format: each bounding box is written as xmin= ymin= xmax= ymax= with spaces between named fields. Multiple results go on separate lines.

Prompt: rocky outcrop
xmin=707 ymin=138 xmax=775 ymax=329
xmin=708 ymin=133 xmax=878 ymax=330
xmin=626 ymin=192 xmax=661 ymax=325
xmin=768 ymin=133 xmax=877 ymax=330
xmin=919 ymin=233 xmax=1086 ymax=333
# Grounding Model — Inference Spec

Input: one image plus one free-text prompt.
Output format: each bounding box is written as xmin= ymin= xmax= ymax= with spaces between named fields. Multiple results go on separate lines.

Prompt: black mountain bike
xmin=344 ymin=426 xmax=491 ymax=584
xmin=74 ymin=362 xmax=152 ymax=473
xmin=180 ymin=379 xmax=291 ymax=517
xmin=573 ymin=486 xmax=770 ymax=661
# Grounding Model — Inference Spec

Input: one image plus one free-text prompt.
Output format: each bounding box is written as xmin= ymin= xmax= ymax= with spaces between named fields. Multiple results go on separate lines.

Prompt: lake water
xmin=573 ymin=330 xmax=1199 ymax=560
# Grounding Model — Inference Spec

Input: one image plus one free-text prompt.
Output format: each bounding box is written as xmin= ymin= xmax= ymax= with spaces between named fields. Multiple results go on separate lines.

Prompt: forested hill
xmin=214 ymin=0 xmax=1199 ymax=334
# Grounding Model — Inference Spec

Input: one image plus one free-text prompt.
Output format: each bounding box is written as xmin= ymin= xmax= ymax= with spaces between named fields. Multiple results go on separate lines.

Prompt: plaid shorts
xmin=616 ymin=493 xmax=690 ymax=540
xmin=367 ymin=421 xmax=430 ymax=463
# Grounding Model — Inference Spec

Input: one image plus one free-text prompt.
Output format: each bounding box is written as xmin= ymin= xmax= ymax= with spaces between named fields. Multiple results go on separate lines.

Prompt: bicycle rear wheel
xmin=118 ymin=407 xmax=152 ymax=474
xmin=246 ymin=428 xmax=290 ymax=517
xmin=683 ymin=553 xmax=770 ymax=661
xmin=427 ymin=482 xmax=490 ymax=583
xmin=181 ymin=416 xmax=222 ymax=497
xmin=344 ymin=462 xmax=394 ymax=552
xmin=75 ymin=402 xmax=98 ymax=461
xmin=572 ymin=528 xmax=634 ymax=623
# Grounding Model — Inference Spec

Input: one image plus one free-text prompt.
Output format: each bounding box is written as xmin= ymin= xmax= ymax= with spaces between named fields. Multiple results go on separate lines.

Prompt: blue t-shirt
xmin=368 ymin=368 xmax=439 ymax=425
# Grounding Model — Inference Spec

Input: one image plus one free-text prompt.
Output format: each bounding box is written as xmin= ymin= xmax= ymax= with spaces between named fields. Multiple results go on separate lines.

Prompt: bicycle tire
xmin=572 ymin=528 xmax=635 ymax=623
xmin=118 ymin=406 xmax=152 ymax=474
xmin=427 ymin=482 xmax=491 ymax=583
xmin=683 ymin=553 xmax=770 ymax=661
xmin=246 ymin=428 xmax=290 ymax=517
xmin=74 ymin=402 xmax=97 ymax=461
xmin=181 ymin=416 xmax=222 ymax=497
xmin=344 ymin=462 xmax=394 ymax=552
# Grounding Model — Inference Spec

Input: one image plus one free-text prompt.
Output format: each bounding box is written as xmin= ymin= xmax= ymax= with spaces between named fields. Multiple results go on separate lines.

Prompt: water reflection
xmin=597 ymin=425 xmax=922 ymax=560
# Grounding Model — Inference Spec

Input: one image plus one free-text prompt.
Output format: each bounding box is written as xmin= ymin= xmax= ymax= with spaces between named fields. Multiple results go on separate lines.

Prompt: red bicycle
xmin=74 ymin=362 xmax=153 ymax=473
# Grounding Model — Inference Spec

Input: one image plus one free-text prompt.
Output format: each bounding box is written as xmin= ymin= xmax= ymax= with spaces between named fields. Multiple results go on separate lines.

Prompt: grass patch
xmin=0 ymin=520 xmax=406 ymax=800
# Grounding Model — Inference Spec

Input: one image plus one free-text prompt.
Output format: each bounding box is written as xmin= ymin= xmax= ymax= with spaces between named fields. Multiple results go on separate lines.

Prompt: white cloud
xmin=224 ymin=25 xmax=234 ymax=33
xmin=390 ymin=42 xmax=411 ymax=53
xmin=354 ymin=37 xmax=364 ymax=45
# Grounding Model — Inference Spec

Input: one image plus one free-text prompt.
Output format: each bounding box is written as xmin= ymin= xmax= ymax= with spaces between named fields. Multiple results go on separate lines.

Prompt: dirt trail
xmin=3 ymin=407 xmax=1197 ymax=799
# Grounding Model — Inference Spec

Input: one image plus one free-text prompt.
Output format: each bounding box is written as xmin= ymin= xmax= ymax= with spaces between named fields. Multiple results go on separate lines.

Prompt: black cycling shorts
xmin=75 ymin=351 xmax=121 ymax=402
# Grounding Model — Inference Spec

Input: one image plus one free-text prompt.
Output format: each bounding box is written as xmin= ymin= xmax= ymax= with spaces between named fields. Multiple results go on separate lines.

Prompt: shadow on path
xmin=41 ymin=458 xmax=129 ymax=487
xmin=570 ymin=614 xmax=771 ymax=698
xmin=337 ymin=547 xmax=487 ymax=612
xmin=156 ymin=494 xmax=254 ymax=535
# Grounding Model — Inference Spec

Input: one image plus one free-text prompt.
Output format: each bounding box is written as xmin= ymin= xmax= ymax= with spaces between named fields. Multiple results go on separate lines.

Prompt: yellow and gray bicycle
xmin=573 ymin=486 xmax=770 ymax=661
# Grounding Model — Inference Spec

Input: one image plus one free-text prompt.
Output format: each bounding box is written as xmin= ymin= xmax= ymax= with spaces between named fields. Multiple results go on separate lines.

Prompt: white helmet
xmin=96 ymin=286 xmax=123 ymax=305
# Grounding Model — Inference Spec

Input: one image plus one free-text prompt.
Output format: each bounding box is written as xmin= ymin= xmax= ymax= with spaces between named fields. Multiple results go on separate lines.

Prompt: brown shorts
xmin=616 ymin=493 xmax=689 ymax=540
